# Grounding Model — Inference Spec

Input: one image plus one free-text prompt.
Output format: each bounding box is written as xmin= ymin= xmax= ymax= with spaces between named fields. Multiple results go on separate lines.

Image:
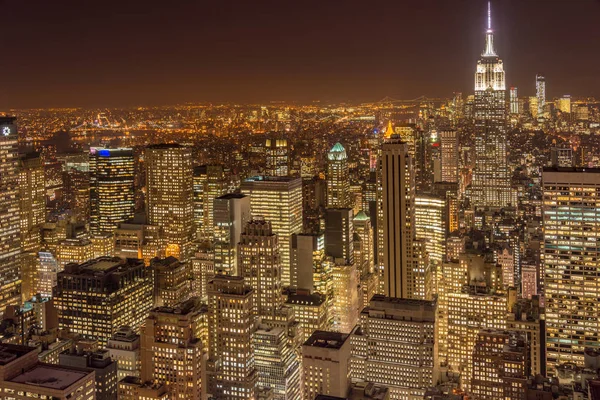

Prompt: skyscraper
xmin=324 ymin=208 xmax=354 ymax=265
xmin=536 ymin=74 xmax=546 ymax=116
xmin=543 ymin=167 xmax=600 ymax=375
xmin=19 ymin=152 xmax=45 ymax=301
xmin=0 ymin=117 xmax=22 ymax=316
xmin=213 ymin=193 xmax=251 ymax=275
xmin=89 ymin=147 xmax=135 ymax=234
xmin=290 ymin=233 xmax=325 ymax=291
xmin=241 ymin=176 xmax=303 ymax=286
xmin=414 ymin=194 xmax=446 ymax=267
xmin=146 ymin=144 xmax=194 ymax=260
xmin=381 ymin=137 xmax=416 ymax=299
xmin=471 ymin=330 xmax=529 ymax=400
xmin=265 ymin=137 xmax=289 ymax=177
xmin=207 ymin=275 xmax=256 ymax=400
xmin=253 ymin=325 xmax=300 ymax=400
xmin=140 ymin=297 xmax=205 ymax=400
xmin=440 ymin=130 xmax=458 ymax=183
xmin=238 ymin=218 xmax=282 ymax=318
xmin=510 ymin=86 xmax=519 ymax=114
xmin=353 ymin=211 xmax=374 ymax=276
xmin=55 ymin=257 xmax=153 ymax=346
xmin=150 ymin=256 xmax=191 ymax=307
xmin=193 ymin=165 xmax=228 ymax=239
xmin=302 ymin=330 xmax=351 ymax=400
xmin=350 ymin=296 xmax=438 ymax=399
xmin=327 ymin=142 xmax=351 ymax=208
xmin=472 ymin=2 xmax=511 ymax=208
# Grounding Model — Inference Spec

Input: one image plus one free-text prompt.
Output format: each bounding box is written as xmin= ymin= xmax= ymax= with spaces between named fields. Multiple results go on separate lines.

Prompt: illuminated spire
xmin=482 ymin=1 xmax=497 ymax=57
xmin=385 ymin=120 xmax=394 ymax=137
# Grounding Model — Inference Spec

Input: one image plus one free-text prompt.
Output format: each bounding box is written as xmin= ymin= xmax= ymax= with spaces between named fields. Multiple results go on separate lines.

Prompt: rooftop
xmin=216 ymin=192 xmax=246 ymax=200
xmin=63 ymin=256 xmax=144 ymax=276
xmin=242 ymin=175 xmax=301 ymax=184
xmin=543 ymin=166 xmax=600 ymax=173
xmin=327 ymin=142 xmax=347 ymax=161
xmin=146 ymin=143 xmax=186 ymax=149
xmin=286 ymin=292 xmax=326 ymax=306
xmin=0 ymin=344 xmax=37 ymax=366
xmin=10 ymin=364 xmax=90 ymax=390
xmin=304 ymin=330 xmax=349 ymax=349
xmin=353 ymin=210 xmax=370 ymax=221
xmin=151 ymin=297 xmax=206 ymax=316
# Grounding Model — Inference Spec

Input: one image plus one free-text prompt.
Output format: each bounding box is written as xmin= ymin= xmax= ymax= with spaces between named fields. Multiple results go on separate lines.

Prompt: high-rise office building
xmin=56 ymin=238 xmax=94 ymax=269
xmin=350 ymin=296 xmax=438 ymax=399
xmin=353 ymin=211 xmax=374 ymax=276
xmin=194 ymin=165 xmax=229 ymax=239
xmin=238 ymin=218 xmax=282 ymax=318
xmin=146 ymin=144 xmax=194 ymax=260
xmin=543 ymin=167 xmax=600 ymax=374
xmin=241 ymin=176 xmax=303 ymax=287
xmin=0 ymin=117 xmax=21 ymax=316
xmin=213 ymin=193 xmax=251 ymax=275
xmin=447 ymin=288 xmax=506 ymax=391
xmin=414 ymin=194 xmax=446 ymax=267
xmin=327 ymin=143 xmax=351 ymax=208
xmin=381 ymin=137 xmax=416 ymax=299
xmin=19 ymin=152 xmax=45 ymax=301
xmin=285 ymin=292 xmax=330 ymax=342
xmin=140 ymin=297 xmax=205 ymax=400
xmin=550 ymin=146 xmax=573 ymax=167
xmin=265 ymin=137 xmax=289 ymax=177
xmin=331 ymin=262 xmax=359 ymax=333
xmin=62 ymin=153 xmax=91 ymax=221
xmin=510 ymin=86 xmax=519 ymax=114
xmin=59 ymin=349 xmax=118 ymax=400
xmin=254 ymin=325 xmax=301 ymax=400
xmin=440 ymin=130 xmax=458 ymax=183
xmin=55 ymin=257 xmax=153 ymax=346
xmin=150 ymin=256 xmax=191 ymax=307
xmin=472 ymin=3 xmax=511 ymax=208
xmin=536 ymin=74 xmax=546 ymax=116
xmin=556 ymin=95 xmax=571 ymax=114
xmin=471 ymin=329 xmax=529 ymax=400
xmin=302 ymin=330 xmax=351 ymax=400
xmin=37 ymin=251 xmax=59 ymax=298
xmin=325 ymin=208 xmax=354 ymax=265
xmin=107 ymin=326 xmax=141 ymax=380
xmin=507 ymin=297 xmax=545 ymax=376
xmin=207 ymin=275 xmax=256 ymax=400
xmin=0 ymin=344 xmax=96 ymax=400
xmin=89 ymin=147 xmax=135 ymax=234
xmin=290 ymin=233 xmax=319 ymax=291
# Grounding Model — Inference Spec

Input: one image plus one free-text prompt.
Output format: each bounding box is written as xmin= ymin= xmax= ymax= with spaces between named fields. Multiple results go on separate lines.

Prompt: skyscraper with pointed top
xmin=327 ymin=142 xmax=351 ymax=209
xmin=471 ymin=2 xmax=511 ymax=208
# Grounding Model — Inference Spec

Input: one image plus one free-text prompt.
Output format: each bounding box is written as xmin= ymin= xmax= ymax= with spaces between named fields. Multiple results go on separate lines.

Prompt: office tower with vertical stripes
xmin=0 ymin=117 xmax=21 ymax=316
xmin=381 ymin=136 xmax=416 ymax=299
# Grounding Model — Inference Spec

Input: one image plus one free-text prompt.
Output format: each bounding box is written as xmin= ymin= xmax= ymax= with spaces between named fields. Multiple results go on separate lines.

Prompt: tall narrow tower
xmin=89 ymin=147 xmax=135 ymax=234
xmin=381 ymin=136 xmax=416 ymax=299
xmin=472 ymin=2 xmax=511 ymax=208
xmin=536 ymin=74 xmax=546 ymax=116
xmin=0 ymin=117 xmax=21 ymax=315
xmin=327 ymin=143 xmax=351 ymax=208
xmin=146 ymin=144 xmax=194 ymax=260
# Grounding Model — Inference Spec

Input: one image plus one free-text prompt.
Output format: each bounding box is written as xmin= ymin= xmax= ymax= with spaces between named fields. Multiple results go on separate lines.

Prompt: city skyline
xmin=1 ymin=0 xmax=599 ymax=108
xmin=1 ymin=1 xmax=600 ymax=399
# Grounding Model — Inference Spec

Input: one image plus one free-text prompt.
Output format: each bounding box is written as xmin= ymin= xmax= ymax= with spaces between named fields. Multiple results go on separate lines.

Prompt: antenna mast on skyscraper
xmin=487 ymin=1 xmax=492 ymax=32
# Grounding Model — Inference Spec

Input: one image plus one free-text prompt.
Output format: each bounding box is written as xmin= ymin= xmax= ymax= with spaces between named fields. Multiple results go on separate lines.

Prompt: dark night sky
xmin=1 ymin=0 xmax=599 ymax=108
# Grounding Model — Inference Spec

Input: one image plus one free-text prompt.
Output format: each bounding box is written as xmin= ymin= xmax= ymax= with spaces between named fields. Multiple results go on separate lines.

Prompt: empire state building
xmin=471 ymin=2 xmax=511 ymax=208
